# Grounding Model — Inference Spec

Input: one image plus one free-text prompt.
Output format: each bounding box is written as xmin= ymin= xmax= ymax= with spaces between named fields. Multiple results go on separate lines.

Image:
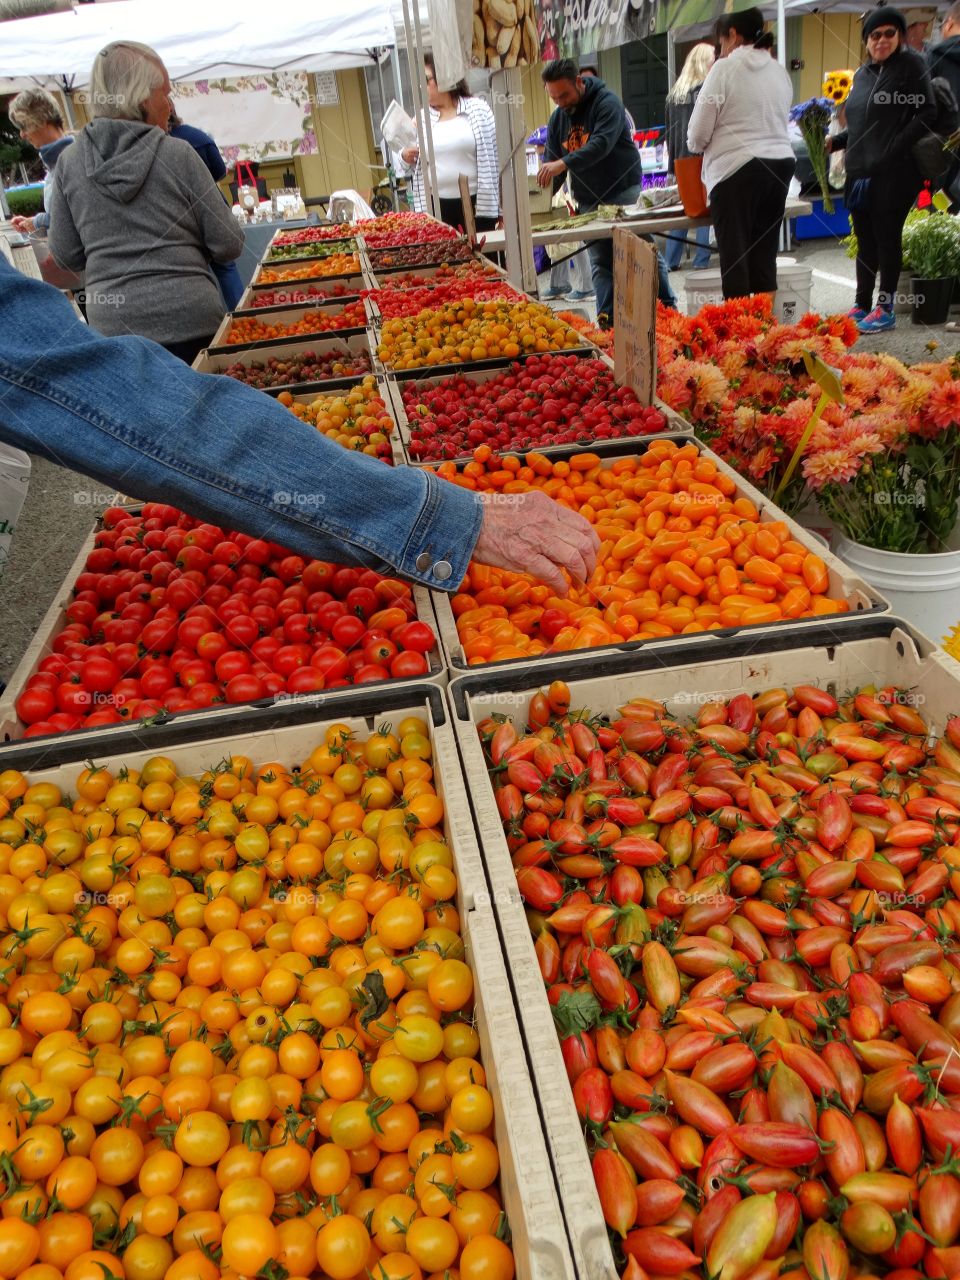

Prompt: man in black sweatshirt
xmin=538 ymin=59 xmax=674 ymax=326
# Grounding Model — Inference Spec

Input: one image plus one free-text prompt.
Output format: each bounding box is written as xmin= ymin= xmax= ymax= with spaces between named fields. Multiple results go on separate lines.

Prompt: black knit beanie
xmin=862 ymin=6 xmax=907 ymax=38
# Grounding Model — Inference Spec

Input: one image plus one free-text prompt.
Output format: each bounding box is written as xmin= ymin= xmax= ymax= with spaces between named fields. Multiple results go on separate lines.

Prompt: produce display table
xmin=478 ymin=196 xmax=813 ymax=254
xmin=11 ymin=205 xmax=960 ymax=1280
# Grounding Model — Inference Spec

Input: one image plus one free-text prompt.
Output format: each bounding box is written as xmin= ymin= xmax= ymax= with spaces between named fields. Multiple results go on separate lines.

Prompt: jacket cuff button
xmin=415 ymin=551 xmax=433 ymax=571
xmin=434 ymin=561 xmax=453 ymax=582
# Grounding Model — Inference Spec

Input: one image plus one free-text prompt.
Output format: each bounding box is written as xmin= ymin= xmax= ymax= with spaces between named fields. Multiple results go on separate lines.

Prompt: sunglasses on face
xmin=867 ymin=27 xmax=898 ymax=39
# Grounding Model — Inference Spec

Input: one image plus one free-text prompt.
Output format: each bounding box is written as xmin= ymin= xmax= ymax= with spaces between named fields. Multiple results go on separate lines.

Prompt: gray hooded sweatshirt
xmin=49 ymin=118 xmax=244 ymax=344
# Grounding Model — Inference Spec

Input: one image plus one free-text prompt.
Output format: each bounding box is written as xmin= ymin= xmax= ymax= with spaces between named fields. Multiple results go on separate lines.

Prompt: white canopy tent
xmin=0 ymin=0 xmax=396 ymax=86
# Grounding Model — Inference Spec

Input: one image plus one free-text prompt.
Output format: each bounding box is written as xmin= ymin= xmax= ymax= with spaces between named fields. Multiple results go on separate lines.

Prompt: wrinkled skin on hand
xmin=472 ymin=489 xmax=600 ymax=596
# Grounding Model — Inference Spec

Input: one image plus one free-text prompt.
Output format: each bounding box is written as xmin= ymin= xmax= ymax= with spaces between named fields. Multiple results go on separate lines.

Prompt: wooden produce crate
xmin=448 ymin=616 xmax=960 ymax=1280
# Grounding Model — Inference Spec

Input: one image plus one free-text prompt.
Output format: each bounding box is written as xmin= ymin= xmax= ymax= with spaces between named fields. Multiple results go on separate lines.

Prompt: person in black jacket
xmin=928 ymin=1 xmax=960 ymax=100
xmin=538 ymin=58 xmax=675 ymax=325
xmin=927 ymin=2 xmax=960 ymax=202
xmin=829 ymin=5 xmax=936 ymax=332
xmin=663 ymin=43 xmax=715 ymax=269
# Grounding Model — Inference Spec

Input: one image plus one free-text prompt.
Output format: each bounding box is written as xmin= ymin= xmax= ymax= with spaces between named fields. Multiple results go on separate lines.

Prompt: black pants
xmin=162 ymin=334 xmax=215 ymax=365
xmin=710 ymin=157 xmax=796 ymax=299
xmin=438 ymin=194 xmax=497 ymax=235
xmin=850 ymin=173 xmax=922 ymax=311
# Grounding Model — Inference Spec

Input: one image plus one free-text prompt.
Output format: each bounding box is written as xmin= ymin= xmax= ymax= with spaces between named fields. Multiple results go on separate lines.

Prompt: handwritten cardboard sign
xmin=613 ymin=228 xmax=656 ymax=406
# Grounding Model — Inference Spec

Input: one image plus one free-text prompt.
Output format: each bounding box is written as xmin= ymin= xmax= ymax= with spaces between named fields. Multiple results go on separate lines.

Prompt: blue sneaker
xmin=540 ymin=287 xmax=569 ymax=300
xmin=857 ymin=307 xmax=895 ymax=333
xmin=566 ymin=289 xmax=595 ymax=301
xmin=848 ymin=306 xmax=868 ymax=323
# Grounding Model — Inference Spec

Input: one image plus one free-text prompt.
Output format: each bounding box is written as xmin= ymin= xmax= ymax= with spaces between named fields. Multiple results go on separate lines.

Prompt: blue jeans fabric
xmin=586 ymin=185 xmax=677 ymax=324
xmin=664 ymin=224 xmax=711 ymax=270
xmin=0 ymin=260 xmax=482 ymax=589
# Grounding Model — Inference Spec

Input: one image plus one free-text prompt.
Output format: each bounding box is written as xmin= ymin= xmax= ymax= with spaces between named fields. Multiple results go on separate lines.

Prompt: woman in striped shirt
xmin=396 ymin=55 xmax=500 ymax=232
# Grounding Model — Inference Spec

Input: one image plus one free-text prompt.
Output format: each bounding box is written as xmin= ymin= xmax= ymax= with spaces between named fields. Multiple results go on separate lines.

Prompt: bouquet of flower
xmin=822 ymin=69 xmax=854 ymax=105
xmin=790 ymin=97 xmax=836 ymax=214
xmin=656 ymin=297 xmax=960 ymax=550
xmin=808 ymin=359 xmax=960 ymax=554
xmin=656 ymin=297 xmax=859 ymax=513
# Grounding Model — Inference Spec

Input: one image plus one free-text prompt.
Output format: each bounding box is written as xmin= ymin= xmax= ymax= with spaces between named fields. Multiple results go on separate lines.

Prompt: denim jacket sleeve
xmin=0 ymin=261 xmax=483 ymax=590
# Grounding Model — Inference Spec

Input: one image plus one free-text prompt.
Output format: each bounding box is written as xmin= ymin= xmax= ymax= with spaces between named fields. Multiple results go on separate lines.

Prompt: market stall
xmin=3 ymin=202 xmax=960 ymax=1280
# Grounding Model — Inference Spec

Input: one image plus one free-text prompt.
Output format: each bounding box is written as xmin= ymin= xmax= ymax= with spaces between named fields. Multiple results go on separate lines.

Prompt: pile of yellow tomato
xmin=0 ymin=717 xmax=515 ymax=1280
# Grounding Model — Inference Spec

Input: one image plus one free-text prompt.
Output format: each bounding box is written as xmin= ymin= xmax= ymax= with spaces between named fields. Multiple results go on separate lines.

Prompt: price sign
xmin=613 ymin=228 xmax=656 ymax=406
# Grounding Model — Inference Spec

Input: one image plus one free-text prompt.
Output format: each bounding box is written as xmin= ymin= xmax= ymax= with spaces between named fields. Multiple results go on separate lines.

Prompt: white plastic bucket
xmin=775 ymin=259 xmax=813 ymax=323
xmin=683 ymin=258 xmax=813 ymax=319
xmin=832 ymin=528 xmax=960 ymax=646
xmin=684 ymin=269 xmax=724 ymax=315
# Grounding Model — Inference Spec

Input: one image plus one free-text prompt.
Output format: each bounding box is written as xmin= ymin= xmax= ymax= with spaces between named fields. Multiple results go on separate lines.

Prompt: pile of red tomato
xmin=403 ymin=355 xmax=666 ymax=460
xmin=370 ymin=264 xmax=503 ymax=296
xmin=13 ymin=504 xmax=437 ymax=738
xmin=356 ymin=213 xmax=460 ymax=250
xmin=246 ymin=284 xmax=358 ymax=309
xmin=273 ymin=224 xmax=354 ymax=246
xmin=481 ymin=677 xmax=960 ymax=1279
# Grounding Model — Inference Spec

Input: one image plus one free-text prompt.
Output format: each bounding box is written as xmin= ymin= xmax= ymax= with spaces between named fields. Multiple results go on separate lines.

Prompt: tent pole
xmin=667 ymin=30 xmax=676 ymax=87
xmin=777 ymin=0 xmax=787 ymax=66
xmin=491 ymin=68 xmax=536 ymax=293
xmin=59 ymin=78 xmax=77 ymax=129
xmin=390 ymin=45 xmax=404 ymax=111
xmin=401 ymin=0 xmax=440 ymax=219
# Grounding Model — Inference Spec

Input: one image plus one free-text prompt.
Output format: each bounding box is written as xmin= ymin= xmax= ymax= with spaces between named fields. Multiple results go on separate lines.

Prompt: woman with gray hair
xmin=8 ymin=89 xmax=73 ymax=235
xmin=48 ymin=41 xmax=243 ymax=363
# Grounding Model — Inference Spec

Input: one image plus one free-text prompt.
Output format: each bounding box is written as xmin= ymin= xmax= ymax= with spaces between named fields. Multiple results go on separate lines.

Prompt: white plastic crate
xmin=448 ymin=618 xmax=960 ymax=1280
xmin=0 ymin=514 xmax=447 ymax=746
xmin=429 ymin=436 xmax=887 ymax=675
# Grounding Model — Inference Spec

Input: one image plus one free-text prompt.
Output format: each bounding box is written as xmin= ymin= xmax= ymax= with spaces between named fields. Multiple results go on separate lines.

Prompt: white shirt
xmin=687 ymin=46 xmax=794 ymax=194
xmin=432 ymin=113 xmax=479 ymax=198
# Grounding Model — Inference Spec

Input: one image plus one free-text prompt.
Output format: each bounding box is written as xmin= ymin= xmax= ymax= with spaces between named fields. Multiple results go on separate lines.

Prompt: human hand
xmin=11 ymin=216 xmax=35 ymax=232
xmin=537 ymin=159 xmax=567 ymax=187
xmin=401 ymin=146 xmax=420 ymax=165
xmin=824 ymin=137 xmax=833 ymax=154
xmin=472 ymin=490 xmax=600 ymax=597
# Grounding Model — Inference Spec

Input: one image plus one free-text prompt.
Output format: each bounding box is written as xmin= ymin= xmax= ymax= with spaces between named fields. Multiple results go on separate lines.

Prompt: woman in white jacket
xmin=687 ymin=8 xmax=794 ymax=299
xmin=396 ymin=54 xmax=500 ymax=232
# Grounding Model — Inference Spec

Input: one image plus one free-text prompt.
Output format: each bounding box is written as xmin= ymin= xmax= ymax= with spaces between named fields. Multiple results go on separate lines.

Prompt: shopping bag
xmin=675 ymin=155 xmax=709 ymax=218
